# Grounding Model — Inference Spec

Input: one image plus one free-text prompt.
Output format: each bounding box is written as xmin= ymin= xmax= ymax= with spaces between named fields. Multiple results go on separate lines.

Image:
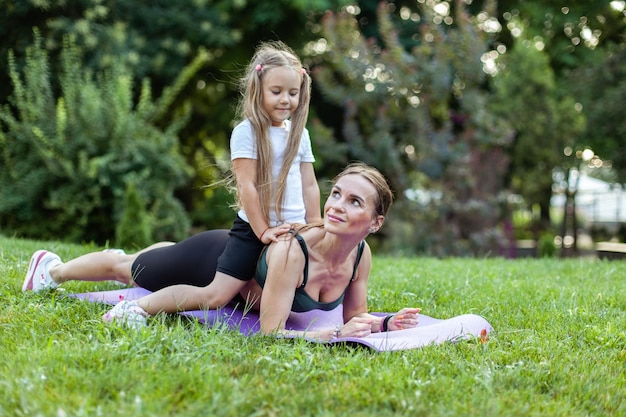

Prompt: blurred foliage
xmin=486 ymin=0 xmax=626 ymax=73
xmin=567 ymin=43 xmax=626 ymax=183
xmin=489 ymin=40 xmax=585 ymax=229
xmin=0 ymin=0 xmax=352 ymax=232
xmin=0 ymin=31 xmax=193 ymax=244
xmin=312 ymin=2 xmax=513 ymax=256
xmin=537 ymin=232 xmax=557 ymax=258
xmin=1 ymin=0 xmax=625 ymax=253
xmin=483 ymin=0 xmax=626 ymax=186
xmin=115 ymin=180 xmax=152 ymax=250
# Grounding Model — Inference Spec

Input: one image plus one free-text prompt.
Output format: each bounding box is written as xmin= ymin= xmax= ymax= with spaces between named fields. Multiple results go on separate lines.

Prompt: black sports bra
xmin=254 ymin=231 xmax=365 ymax=313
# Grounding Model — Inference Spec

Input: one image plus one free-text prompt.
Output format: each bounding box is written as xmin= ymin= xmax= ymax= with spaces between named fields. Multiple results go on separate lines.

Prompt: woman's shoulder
xmin=265 ymin=232 xmax=307 ymax=268
xmin=292 ymin=225 xmax=324 ymax=242
xmin=267 ymin=226 xmax=319 ymax=254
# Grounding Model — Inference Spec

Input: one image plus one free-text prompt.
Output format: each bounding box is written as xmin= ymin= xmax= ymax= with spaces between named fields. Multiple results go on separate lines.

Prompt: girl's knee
xmin=112 ymin=260 xmax=134 ymax=284
xmin=198 ymin=286 xmax=233 ymax=309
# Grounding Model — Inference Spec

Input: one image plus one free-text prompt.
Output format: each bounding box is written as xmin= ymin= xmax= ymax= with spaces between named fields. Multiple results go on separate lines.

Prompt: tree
xmin=489 ymin=40 xmax=585 ymax=231
xmin=478 ymin=0 xmax=626 ymax=74
xmin=482 ymin=0 xmax=626 ymax=185
xmin=568 ymin=43 xmax=626 ymax=184
xmin=0 ymin=0 xmax=352 ymax=233
xmin=312 ymin=1 xmax=513 ymax=255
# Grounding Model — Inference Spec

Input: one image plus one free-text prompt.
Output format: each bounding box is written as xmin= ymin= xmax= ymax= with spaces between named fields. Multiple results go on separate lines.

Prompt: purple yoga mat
xmin=71 ymin=287 xmax=493 ymax=352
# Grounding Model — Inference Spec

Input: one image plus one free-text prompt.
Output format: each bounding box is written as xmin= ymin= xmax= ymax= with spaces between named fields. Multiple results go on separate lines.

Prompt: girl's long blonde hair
xmin=236 ymin=41 xmax=311 ymax=223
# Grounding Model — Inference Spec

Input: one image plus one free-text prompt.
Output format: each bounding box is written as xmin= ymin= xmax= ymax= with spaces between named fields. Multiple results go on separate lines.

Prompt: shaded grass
xmin=1 ymin=235 xmax=625 ymax=416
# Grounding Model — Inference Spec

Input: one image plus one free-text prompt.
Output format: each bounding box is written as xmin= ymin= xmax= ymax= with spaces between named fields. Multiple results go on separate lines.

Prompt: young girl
xmin=23 ymin=41 xmax=320 ymax=314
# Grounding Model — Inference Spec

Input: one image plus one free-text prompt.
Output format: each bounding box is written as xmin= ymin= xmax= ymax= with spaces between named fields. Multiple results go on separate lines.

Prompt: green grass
xmin=1 ymin=235 xmax=625 ymax=417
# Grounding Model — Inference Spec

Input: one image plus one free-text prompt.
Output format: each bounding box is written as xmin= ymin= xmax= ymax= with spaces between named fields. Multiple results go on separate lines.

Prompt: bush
xmin=115 ymin=180 xmax=152 ymax=250
xmin=0 ymin=30 xmax=199 ymax=244
xmin=537 ymin=233 xmax=557 ymax=257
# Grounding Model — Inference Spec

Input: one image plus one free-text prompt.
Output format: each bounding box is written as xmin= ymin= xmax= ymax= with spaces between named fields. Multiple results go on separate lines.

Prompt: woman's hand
xmin=334 ymin=316 xmax=374 ymax=339
xmin=386 ymin=308 xmax=421 ymax=331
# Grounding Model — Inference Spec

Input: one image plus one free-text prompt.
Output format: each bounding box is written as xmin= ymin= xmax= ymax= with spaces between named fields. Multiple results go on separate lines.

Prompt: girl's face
xmin=261 ymin=66 xmax=301 ymax=127
xmin=323 ymin=174 xmax=383 ymax=236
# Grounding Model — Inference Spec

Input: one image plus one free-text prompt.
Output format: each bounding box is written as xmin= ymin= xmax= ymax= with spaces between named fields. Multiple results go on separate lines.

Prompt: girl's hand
xmin=387 ymin=308 xmax=421 ymax=331
xmin=260 ymin=224 xmax=293 ymax=244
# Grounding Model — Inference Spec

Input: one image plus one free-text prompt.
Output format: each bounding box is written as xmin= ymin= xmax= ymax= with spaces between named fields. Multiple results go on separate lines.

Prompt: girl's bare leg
xmin=136 ymin=272 xmax=248 ymax=315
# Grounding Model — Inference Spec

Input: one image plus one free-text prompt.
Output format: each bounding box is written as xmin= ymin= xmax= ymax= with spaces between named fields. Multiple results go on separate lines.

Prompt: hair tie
xmin=255 ymin=64 xmax=262 ymax=72
xmin=301 ymin=68 xmax=306 ymax=75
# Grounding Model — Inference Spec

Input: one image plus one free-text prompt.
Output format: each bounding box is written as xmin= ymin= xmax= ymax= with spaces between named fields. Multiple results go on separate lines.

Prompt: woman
xmin=24 ymin=163 xmax=420 ymax=340
xmin=245 ymin=162 xmax=420 ymax=339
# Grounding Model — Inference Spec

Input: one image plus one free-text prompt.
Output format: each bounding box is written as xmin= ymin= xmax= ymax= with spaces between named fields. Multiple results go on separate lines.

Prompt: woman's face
xmin=323 ymin=174 xmax=383 ymax=236
xmin=261 ymin=66 xmax=301 ymax=127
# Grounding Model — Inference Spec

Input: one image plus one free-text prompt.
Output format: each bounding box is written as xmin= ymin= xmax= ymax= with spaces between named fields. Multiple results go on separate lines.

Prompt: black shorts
xmin=216 ymin=215 xmax=265 ymax=281
xmin=131 ymin=229 xmax=230 ymax=291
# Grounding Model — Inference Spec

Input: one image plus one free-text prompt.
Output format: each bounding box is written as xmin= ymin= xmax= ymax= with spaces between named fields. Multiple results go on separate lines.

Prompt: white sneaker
xmin=102 ymin=300 xmax=148 ymax=329
xmin=22 ymin=250 xmax=61 ymax=292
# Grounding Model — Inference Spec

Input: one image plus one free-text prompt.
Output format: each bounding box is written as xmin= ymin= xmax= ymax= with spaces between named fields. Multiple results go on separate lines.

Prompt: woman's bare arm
xmin=342 ymin=243 xmax=420 ymax=333
xmin=258 ymin=240 xmax=304 ymax=335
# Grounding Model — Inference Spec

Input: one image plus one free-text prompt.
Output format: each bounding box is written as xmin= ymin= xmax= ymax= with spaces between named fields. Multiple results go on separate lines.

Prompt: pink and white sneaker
xmin=22 ymin=250 xmax=61 ymax=292
xmin=102 ymin=300 xmax=148 ymax=329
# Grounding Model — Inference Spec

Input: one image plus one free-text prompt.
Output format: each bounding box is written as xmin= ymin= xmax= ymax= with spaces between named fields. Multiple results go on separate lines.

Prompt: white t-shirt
xmin=230 ymin=119 xmax=315 ymax=226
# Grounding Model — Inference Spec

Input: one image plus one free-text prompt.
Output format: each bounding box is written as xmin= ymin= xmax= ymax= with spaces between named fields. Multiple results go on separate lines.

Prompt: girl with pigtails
xmin=26 ymin=41 xmax=321 ymax=317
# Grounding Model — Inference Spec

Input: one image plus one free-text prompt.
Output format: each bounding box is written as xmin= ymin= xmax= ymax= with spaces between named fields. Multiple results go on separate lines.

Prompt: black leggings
xmin=131 ymin=229 xmax=230 ymax=291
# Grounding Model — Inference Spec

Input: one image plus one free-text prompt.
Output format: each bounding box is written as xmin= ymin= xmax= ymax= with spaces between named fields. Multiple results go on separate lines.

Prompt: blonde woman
xmin=110 ymin=163 xmax=420 ymax=338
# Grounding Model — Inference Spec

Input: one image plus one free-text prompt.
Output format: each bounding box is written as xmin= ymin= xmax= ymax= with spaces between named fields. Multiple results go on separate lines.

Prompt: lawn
xmin=1 ymin=234 xmax=624 ymax=416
